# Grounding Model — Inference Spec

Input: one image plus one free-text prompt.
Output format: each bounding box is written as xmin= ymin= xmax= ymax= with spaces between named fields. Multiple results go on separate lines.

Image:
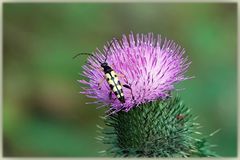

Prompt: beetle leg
xmin=108 ymin=91 xmax=117 ymax=102
xmin=109 ymin=91 xmax=112 ymax=100
xmin=117 ymin=73 xmax=129 ymax=83
xmin=123 ymin=84 xmax=135 ymax=101
xmin=98 ymin=67 xmax=103 ymax=71
xmin=98 ymin=77 xmax=105 ymax=90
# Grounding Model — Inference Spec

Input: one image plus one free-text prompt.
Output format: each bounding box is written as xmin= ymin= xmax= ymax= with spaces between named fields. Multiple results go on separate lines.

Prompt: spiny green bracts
xmin=97 ymin=96 xmax=218 ymax=157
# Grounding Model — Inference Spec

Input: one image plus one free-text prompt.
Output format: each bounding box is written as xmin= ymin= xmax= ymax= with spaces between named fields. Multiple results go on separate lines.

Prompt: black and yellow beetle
xmin=74 ymin=40 xmax=134 ymax=103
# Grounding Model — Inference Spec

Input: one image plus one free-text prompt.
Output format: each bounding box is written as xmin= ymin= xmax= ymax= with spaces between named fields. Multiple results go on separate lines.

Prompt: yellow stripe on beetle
xmin=113 ymin=77 xmax=119 ymax=84
xmin=108 ymin=80 xmax=114 ymax=85
xmin=105 ymin=73 xmax=111 ymax=79
xmin=116 ymin=85 xmax=122 ymax=90
xmin=110 ymin=71 xmax=116 ymax=76
xmin=113 ymin=86 xmax=118 ymax=92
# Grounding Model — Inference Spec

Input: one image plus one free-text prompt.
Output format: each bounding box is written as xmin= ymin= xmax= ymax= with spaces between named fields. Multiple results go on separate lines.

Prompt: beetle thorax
xmin=101 ymin=63 xmax=112 ymax=73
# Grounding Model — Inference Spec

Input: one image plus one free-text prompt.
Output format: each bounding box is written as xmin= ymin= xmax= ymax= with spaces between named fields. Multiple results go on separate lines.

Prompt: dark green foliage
xmin=98 ymin=96 xmax=218 ymax=157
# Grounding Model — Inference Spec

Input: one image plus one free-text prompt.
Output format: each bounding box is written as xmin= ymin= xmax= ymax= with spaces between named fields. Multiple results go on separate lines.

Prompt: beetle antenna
xmin=104 ymin=38 xmax=117 ymax=62
xmin=73 ymin=52 xmax=101 ymax=64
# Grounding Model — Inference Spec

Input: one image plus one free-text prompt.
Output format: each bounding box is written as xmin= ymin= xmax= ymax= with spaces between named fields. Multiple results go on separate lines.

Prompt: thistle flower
xmin=79 ymin=33 xmax=191 ymax=112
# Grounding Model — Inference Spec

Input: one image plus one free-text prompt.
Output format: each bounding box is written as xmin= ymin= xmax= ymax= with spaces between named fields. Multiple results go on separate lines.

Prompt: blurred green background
xmin=3 ymin=3 xmax=237 ymax=157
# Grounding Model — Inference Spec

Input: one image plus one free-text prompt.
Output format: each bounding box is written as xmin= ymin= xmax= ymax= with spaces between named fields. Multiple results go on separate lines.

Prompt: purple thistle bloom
xmin=79 ymin=33 xmax=191 ymax=112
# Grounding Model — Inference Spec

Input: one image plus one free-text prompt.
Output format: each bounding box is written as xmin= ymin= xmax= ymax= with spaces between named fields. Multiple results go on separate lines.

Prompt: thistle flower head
xmin=79 ymin=33 xmax=191 ymax=112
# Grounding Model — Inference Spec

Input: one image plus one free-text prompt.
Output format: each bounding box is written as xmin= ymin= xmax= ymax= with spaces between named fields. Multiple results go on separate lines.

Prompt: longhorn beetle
xmin=74 ymin=39 xmax=135 ymax=104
